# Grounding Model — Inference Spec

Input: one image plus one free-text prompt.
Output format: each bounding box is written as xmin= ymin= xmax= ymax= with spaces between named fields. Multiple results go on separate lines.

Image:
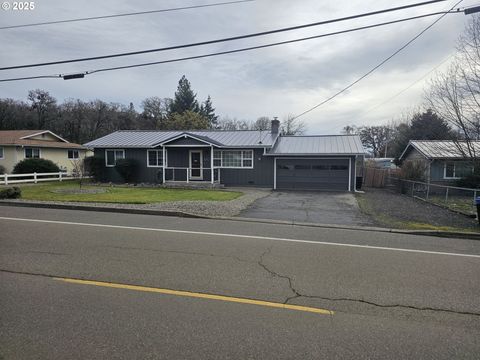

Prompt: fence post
xmin=411 ymin=181 xmax=415 ymax=197
xmin=186 ymin=168 xmax=189 ymax=183
xmin=4 ymin=173 xmax=7 ymax=186
xmin=445 ymin=187 xmax=449 ymax=203
xmin=34 ymin=172 xmax=37 ymax=184
xmin=426 ymin=183 xmax=430 ymax=200
xmin=59 ymin=172 xmax=63 ymax=182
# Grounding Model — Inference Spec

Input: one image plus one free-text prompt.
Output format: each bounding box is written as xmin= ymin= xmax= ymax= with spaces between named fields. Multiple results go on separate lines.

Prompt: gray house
xmin=84 ymin=120 xmax=365 ymax=191
xmin=399 ymin=140 xmax=480 ymax=183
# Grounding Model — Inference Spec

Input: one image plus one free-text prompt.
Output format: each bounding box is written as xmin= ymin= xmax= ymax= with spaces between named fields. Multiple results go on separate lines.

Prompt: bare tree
xmin=281 ymin=114 xmax=306 ymax=135
xmin=252 ymin=116 xmax=271 ymax=131
xmin=426 ymin=15 xmax=480 ymax=160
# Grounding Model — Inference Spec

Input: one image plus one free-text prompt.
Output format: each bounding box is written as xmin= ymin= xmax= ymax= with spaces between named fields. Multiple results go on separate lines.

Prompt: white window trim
xmin=0 ymin=146 xmax=4 ymax=159
xmin=147 ymin=149 xmax=164 ymax=168
xmin=105 ymin=149 xmax=125 ymax=167
xmin=24 ymin=147 xmax=41 ymax=159
xmin=68 ymin=149 xmax=80 ymax=160
xmin=213 ymin=149 xmax=254 ymax=169
xmin=443 ymin=161 xmax=473 ymax=179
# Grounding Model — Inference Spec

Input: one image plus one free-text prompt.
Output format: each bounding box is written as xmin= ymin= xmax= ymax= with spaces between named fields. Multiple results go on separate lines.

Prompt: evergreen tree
xmin=169 ymin=75 xmax=199 ymax=115
xmin=200 ymin=95 xmax=218 ymax=128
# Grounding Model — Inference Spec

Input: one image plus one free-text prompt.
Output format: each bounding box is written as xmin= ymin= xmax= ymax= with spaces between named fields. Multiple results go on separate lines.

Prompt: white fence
xmin=0 ymin=171 xmax=72 ymax=185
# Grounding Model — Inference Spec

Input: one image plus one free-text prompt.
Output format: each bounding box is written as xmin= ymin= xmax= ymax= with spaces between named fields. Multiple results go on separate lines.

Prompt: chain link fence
xmin=389 ymin=178 xmax=478 ymax=217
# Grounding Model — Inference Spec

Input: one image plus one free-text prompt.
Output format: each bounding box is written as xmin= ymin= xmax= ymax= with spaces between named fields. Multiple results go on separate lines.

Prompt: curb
xmin=1 ymin=200 xmax=480 ymax=241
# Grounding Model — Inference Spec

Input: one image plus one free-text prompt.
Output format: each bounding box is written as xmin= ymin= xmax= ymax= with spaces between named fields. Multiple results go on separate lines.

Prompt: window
xmin=312 ymin=165 xmax=330 ymax=170
xmin=294 ymin=165 xmax=311 ymax=170
xmin=105 ymin=149 xmax=125 ymax=167
xmin=331 ymin=165 xmax=348 ymax=170
xmin=213 ymin=150 xmax=222 ymax=167
xmin=277 ymin=164 xmax=293 ymax=170
xmin=147 ymin=150 xmax=163 ymax=167
xmin=444 ymin=162 xmax=473 ymax=179
xmin=0 ymin=147 xmax=3 ymax=159
xmin=25 ymin=147 xmax=40 ymax=159
xmin=68 ymin=150 xmax=79 ymax=159
xmin=213 ymin=150 xmax=254 ymax=168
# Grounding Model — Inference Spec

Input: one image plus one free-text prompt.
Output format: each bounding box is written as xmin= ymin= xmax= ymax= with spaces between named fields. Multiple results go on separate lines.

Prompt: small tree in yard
xmin=70 ymin=158 xmax=88 ymax=189
xmin=399 ymin=160 xmax=428 ymax=181
xmin=115 ymin=158 xmax=139 ymax=183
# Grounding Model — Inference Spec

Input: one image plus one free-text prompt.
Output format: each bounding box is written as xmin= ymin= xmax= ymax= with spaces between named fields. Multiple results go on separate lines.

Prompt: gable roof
xmin=0 ymin=130 xmax=86 ymax=149
xmin=84 ymin=130 xmax=277 ymax=148
xmin=267 ymin=135 xmax=365 ymax=156
xmin=399 ymin=140 xmax=480 ymax=160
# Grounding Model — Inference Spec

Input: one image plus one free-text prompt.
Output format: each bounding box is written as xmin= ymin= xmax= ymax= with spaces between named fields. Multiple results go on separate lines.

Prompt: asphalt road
xmin=0 ymin=205 xmax=479 ymax=359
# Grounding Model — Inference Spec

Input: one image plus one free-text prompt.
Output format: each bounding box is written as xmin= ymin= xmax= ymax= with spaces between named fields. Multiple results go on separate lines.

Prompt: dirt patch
xmin=356 ymin=188 xmax=479 ymax=231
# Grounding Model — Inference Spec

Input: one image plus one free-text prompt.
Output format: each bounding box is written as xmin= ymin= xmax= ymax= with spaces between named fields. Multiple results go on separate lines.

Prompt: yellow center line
xmin=54 ymin=277 xmax=334 ymax=316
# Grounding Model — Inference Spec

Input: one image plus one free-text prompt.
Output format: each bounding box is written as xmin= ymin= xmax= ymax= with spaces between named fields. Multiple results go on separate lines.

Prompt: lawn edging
xmin=2 ymin=199 xmax=480 ymax=241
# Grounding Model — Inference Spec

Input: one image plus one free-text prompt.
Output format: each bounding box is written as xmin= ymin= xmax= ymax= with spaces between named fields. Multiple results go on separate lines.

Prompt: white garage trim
xmin=274 ymin=157 xmax=352 ymax=191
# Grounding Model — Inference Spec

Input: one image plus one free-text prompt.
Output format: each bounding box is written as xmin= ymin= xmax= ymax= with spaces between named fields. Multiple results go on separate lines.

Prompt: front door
xmin=189 ymin=150 xmax=203 ymax=180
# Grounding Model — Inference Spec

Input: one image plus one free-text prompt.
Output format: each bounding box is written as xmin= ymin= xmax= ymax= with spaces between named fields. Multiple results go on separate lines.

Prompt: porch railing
xmin=164 ymin=167 xmax=221 ymax=183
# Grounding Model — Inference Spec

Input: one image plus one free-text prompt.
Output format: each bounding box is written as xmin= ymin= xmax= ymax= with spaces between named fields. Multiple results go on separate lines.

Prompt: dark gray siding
xmin=94 ymin=148 xmax=162 ymax=183
xmin=220 ymin=148 xmax=274 ymax=187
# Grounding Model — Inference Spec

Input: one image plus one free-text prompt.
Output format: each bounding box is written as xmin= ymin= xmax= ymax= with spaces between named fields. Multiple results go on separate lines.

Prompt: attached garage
xmin=275 ymin=158 xmax=350 ymax=191
xmin=267 ymin=135 xmax=365 ymax=192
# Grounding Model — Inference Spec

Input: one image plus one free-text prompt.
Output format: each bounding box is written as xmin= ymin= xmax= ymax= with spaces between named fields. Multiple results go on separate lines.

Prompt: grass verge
xmin=15 ymin=180 xmax=242 ymax=204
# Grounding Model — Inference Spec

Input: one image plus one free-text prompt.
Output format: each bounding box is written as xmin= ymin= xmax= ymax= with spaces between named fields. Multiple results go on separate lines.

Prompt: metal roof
xmin=400 ymin=140 xmax=480 ymax=159
xmin=84 ymin=130 xmax=277 ymax=148
xmin=267 ymin=135 xmax=365 ymax=156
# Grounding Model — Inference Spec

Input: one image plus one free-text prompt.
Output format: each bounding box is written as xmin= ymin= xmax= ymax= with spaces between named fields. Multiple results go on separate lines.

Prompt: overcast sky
xmin=0 ymin=0 xmax=476 ymax=134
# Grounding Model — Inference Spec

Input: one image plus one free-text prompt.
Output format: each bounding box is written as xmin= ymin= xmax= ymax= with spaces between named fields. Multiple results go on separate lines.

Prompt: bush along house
xmin=84 ymin=120 xmax=365 ymax=191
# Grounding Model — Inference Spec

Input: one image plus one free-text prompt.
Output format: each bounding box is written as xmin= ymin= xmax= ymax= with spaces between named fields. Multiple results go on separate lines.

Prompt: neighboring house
xmin=84 ymin=120 xmax=366 ymax=191
xmin=399 ymin=140 xmax=480 ymax=183
xmin=0 ymin=130 xmax=90 ymax=173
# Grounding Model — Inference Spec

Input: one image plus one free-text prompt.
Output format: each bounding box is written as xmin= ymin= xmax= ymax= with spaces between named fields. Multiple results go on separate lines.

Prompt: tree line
xmin=0 ymin=75 xmax=305 ymax=144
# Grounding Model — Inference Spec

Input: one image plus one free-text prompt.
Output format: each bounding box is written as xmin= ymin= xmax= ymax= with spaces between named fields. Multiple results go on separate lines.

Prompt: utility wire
xmin=361 ymin=54 xmax=454 ymax=115
xmin=291 ymin=0 xmax=464 ymax=121
xmin=0 ymin=10 xmax=463 ymax=83
xmin=0 ymin=0 xmax=448 ymax=71
xmin=0 ymin=0 xmax=255 ymax=30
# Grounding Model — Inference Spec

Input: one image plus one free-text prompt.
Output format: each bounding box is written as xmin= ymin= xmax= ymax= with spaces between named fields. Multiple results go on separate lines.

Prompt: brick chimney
xmin=271 ymin=117 xmax=280 ymax=134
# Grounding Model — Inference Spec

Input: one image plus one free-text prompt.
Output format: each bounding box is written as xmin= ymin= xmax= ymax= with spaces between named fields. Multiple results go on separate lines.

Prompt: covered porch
xmin=156 ymin=133 xmax=222 ymax=185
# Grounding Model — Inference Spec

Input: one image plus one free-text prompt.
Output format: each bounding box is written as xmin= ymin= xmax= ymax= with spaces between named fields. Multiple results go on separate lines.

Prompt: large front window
xmin=213 ymin=150 xmax=253 ymax=168
xmin=105 ymin=149 xmax=125 ymax=167
xmin=444 ymin=162 xmax=473 ymax=179
xmin=25 ymin=147 xmax=40 ymax=159
xmin=147 ymin=150 xmax=163 ymax=167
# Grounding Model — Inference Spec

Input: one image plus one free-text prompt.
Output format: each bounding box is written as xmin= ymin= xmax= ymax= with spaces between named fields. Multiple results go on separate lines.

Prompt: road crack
xmin=257 ymin=246 xmax=302 ymax=304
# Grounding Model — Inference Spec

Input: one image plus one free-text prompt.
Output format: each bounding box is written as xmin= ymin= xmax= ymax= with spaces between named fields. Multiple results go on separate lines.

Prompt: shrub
xmin=455 ymin=174 xmax=480 ymax=188
xmin=84 ymin=156 xmax=105 ymax=182
xmin=0 ymin=165 xmax=5 ymax=175
xmin=12 ymin=158 xmax=60 ymax=174
xmin=0 ymin=186 xmax=21 ymax=199
xmin=115 ymin=158 xmax=139 ymax=183
xmin=399 ymin=160 xmax=427 ymax=181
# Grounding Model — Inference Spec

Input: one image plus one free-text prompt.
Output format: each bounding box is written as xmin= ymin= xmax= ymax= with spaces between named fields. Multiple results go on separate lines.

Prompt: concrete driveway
xmin=239 ymin=191 xmax=373 ymax=226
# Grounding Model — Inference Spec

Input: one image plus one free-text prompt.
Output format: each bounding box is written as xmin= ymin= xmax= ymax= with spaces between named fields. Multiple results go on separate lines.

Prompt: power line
xmin=0 ymin=11 xmax=458 ymax=83
xmin=361 ymin=54 xmax=454 ymax=116
xmin=0 ymin=0 xmax=255 ymax=30
xmin=291 ymin=0 xmax=464 ymax=121
xmin=0 ymin=0 xmax=448 ymax=71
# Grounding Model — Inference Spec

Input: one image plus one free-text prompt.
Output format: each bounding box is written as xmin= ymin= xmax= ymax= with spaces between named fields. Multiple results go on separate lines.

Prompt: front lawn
xmin=16 ymin=181 xmax=242 ymax=204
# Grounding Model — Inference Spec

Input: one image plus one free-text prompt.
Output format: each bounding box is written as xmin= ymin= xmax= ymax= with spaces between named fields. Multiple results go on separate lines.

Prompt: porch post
xmin=162 ymin=146 xmax=166 ymax=183
xmin=211 ymin=145 xmax=214 ymax=184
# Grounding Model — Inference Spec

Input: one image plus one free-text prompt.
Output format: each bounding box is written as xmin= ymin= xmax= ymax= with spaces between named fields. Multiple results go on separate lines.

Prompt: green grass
xmin=428 ymin=196 xmax=475 ymax=215
xmin=16 ymin=180 xmax=242 ymax=204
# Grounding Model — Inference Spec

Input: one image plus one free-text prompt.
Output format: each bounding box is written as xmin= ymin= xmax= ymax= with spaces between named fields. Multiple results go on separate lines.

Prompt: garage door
xmin=275 ymin=158 xmax=350 ymax=191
